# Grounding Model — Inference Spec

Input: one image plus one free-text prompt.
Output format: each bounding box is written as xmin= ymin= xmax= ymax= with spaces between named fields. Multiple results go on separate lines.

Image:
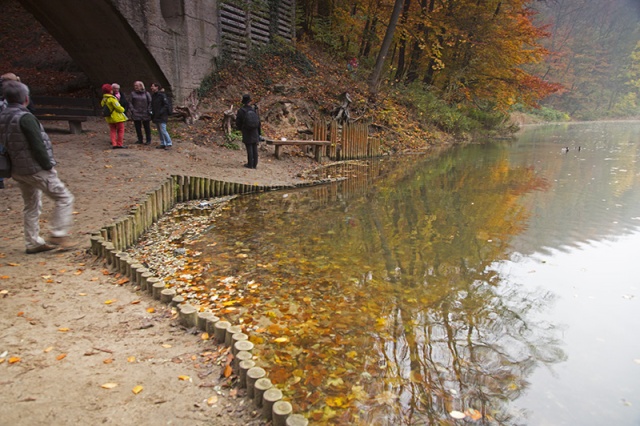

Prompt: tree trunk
xmin=393 ymin=0 xmax=412 ymax=81
xmin=368 ymin=0 xmax=406 ymax=93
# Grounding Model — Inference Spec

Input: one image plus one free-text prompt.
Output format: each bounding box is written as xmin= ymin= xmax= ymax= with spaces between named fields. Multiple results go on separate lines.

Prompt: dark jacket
xmin=151 ymin=91 xmax=170 ymax=123
xmin=235 ymin=104 xmax=261 ymax=144
xmin=0 ymin=104 xmax=55 ymax=175
xmin=129 ymin=90 xmax=151 ymax=121
xmin=116 ymin=92 xmax=129 ymax=115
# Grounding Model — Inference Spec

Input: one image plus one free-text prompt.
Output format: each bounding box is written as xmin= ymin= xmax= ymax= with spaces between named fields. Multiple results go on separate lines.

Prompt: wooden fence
xmin=220 ymin=0 xmax=295 ymax=61
xmin=311 ymin=119 xmax=382 ymax=161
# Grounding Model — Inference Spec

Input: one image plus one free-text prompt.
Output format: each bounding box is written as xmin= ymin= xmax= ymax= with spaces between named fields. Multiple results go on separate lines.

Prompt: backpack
xmin=102 ymin=103 xmax=112 ymax=117
xmin=164 ymin=94 xmax=173 ymax=115
xmin=244 ymin=106 xmax=260 ymax=130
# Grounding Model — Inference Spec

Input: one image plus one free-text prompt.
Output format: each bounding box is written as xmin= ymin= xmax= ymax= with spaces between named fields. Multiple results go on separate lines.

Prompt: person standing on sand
xmin=101 ymin=83 xmax=128 ymax=149
xmin=235 ymin=93 xmax=262 ymax=169
xmin=150 ymin=83 xmax=173 ymax=150
xmin=111 ymin=83 xmax=129 ymax=116
xmin=0 ymin=80 xmax=75 ymax=254
xmin=129 ymin=81 xmax=152 ymax=145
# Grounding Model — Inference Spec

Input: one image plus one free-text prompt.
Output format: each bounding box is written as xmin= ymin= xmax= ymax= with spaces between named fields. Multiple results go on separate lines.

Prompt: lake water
xmin=174 ymin=121 xmax=640 ymax=425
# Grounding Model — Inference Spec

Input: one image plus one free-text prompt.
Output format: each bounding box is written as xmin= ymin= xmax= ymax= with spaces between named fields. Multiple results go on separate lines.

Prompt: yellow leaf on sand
xmin=207 ymin=395 xmax=218 ymax=406
xmin=8 ymin=357 xmax=21 ymax=364
xmin=101 ymin=383 xmax=118 ymax=389
xmin=56 ymin=353 xmax=67 ymax=361
xmin=132 ymin=385 xmax=143 ymax=394
xmin=146 ymin=307 xmax=155 ymax=313
xmin=162 ymin=344 xmax=172 ymax=348
xmin=0 ymin=275 xmax=10 ymax=279
xmin=7 ymin=263 xmax=20 ymax=267
xmin=58 ymin=328 xmax=70 ymax=332
xmin=274 ymin=337 xmax=289 ymax=343
xmin=466 ymin=409 xmax=482 ymax=421
xmin=104 ymin=299 xmax=116 ymax=305
xmin=103 ymin=358 xmax=113 ymax=364
xmin=178 ymin=375 xmax=191 ymax=381
xmin=44 ymin=346 xmax=54 ymax=353
xmin=127 ymin=356 xmax=136 ymax=363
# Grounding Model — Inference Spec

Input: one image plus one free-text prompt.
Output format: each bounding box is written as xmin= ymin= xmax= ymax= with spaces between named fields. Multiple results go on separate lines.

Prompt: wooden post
xmin=246 ymin=367 xmax=266 ymax=399
xmin=239 ymin=359 xmax=255 ymax=388
xmin=273 ymin=401 xmax=293 ymax=426
xmin=262 ymin=388 xmax=283 ymax=420
xmin=254 ymin=378 xmax=272 ymax=408
xmin=179 ymin=304 xmax=198 ymax=327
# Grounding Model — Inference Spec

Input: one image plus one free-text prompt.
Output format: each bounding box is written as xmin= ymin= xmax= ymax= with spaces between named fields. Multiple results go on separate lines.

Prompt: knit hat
xmin=241 ymin=94 xmax=251 ymax=104
xmin=101 ymin=84 xmax=113 ymax=94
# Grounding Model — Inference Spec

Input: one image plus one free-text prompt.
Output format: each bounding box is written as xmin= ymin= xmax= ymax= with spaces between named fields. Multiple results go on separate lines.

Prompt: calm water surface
xmin=182 ymin=121 xmax=640 ymax=425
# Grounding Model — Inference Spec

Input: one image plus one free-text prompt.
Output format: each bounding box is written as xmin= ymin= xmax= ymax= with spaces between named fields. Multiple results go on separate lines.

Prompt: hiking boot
xmin=48 ymin=236 xmax=77 ymax=250
xmin=26 ymin=244 xmax=56 ymax=254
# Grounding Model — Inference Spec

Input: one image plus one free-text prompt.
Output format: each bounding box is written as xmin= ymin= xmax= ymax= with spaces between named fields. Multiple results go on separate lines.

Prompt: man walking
xmin=235 ymin=94 xmax=261 ymax=169
xmin=0 ymin=81 xmax=75 ymax=254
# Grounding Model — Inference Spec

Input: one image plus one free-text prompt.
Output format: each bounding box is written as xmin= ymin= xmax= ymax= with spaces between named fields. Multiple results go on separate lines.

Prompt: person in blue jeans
xmin=149 ymin=83 xmax=173 ymax=150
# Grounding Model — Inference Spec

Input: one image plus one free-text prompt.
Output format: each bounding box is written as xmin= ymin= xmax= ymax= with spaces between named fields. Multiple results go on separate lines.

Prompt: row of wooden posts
xmin=89 ymin=175 xmax=330 ymax=425
xmin=89 ymin=234 xmax=308 ymax=426
xmin=313 ymin=119 xmax=382 ymax=160
xmin=88 ymin=166 xmax=384 ymax=424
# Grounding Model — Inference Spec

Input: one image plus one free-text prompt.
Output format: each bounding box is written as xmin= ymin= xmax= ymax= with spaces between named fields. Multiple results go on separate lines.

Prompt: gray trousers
xmin=13 ymin=169 xmax=74 ymax=250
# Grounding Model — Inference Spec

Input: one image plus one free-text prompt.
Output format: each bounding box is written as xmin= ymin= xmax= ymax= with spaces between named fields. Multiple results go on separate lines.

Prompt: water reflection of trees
xmin=191 ymin=146 xmax=564 ymax=424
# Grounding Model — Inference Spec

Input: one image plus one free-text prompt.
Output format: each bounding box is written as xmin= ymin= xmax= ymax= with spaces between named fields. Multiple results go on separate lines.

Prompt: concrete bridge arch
xmin=18 ymin=0 xmax=220 ymax=102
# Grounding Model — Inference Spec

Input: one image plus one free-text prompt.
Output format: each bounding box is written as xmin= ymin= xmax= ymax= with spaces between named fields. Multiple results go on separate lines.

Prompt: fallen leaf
xmin=201 ymin=332 xmax=209 ymax=340
xmin=274 ymin=337 xmax=289 ymax=343
xmin=223 ymin=364 xmax=233 ymax=378
xmin=0 ymin=275 xmax=10 ymax=279
xmin=56 ymin=354 xmax=67 ymax=361
xmin=127 ymin=356 xmax=136 ymax=363
xmin=146 ymin=307 xmax=155 ymax=313
xmin=131 ymin=300 xmax=141 ymax=305
xmin=207 ymin=395 xmax=218 ymax=406
xmin=8 ymin=263 xmax=20 ymax=267
xmin=104 ymin=299 xmax=116 ymax=305
xmin=78 ymin=293 xmax=87 ymax=296
xmin=58 ymin=327 xmax=70 ymax=332
xmin=178 ymin=375 xmax=191 ymax=381
xmin=450 ymin=411 xmax=466 ymax=419
xmin=8 ymin=357 xmax=21 ymax=364
xmin=101 ymin=383 xmax=118 ymax=389
xmin=17 ymin=311 xmax=24 ymax=317
xmin=162 ymin=344 xmax=172 ymax=348
xmin=44 ymin=347 xmax=54 ymax=353
xmin=103 ymin=358 xmax=114 ymax=364
xmin=132 ymin=385 xmax=143 ymax=394
xmin=466 ymin=409 xmax=482 ymax=421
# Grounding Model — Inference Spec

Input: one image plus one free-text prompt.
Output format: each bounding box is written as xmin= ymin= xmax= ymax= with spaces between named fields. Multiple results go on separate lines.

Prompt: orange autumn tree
xmin=413 ymin=0 xmax=560 ymax=110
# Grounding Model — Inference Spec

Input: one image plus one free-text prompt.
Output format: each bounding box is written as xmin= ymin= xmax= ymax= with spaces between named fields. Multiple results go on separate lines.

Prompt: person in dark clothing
xmin=129 ymin=81 xmax=152 ymax=145
xmin=150 ymin=83 xmax=172 ymax=150
xmin=0 ymin=81 xmax=75 ymax=253
xmin=235 ymin=93 xmax=262 ymax=169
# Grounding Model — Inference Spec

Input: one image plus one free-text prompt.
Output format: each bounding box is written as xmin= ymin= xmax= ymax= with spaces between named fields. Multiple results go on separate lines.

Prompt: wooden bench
xmin=31 ymin=96 xmax=99 ymax=134
xmin=265 ymin=139 xmax=332 ymax=162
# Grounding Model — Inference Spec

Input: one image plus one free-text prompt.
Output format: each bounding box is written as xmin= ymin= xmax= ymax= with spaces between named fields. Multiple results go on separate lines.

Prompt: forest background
xmin=1 ymin=0 xmax=640 ymax=149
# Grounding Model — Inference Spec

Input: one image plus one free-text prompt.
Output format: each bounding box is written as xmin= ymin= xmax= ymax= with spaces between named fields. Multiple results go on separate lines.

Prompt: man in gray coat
xmin=0 ymin=81 xmax=75 ymax=254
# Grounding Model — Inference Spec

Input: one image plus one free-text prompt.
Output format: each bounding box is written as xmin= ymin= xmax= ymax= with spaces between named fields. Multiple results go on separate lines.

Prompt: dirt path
xmin=0 ymin=118 xmax=317 ymax=425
